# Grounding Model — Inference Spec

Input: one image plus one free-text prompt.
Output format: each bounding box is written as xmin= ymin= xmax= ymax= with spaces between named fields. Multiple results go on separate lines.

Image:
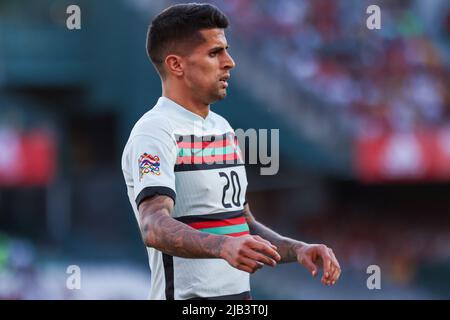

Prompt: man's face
xmin=183 ymin=28 xmax=235 ymax=105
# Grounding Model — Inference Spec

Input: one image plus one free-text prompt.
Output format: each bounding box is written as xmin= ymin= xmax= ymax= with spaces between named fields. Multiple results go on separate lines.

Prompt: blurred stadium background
xmin=1 ymin=0 xmax=450 ymax=299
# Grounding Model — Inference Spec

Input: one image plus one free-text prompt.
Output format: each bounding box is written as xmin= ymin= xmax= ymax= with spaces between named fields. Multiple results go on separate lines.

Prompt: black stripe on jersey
xmin=175 ymin=133 xmax=228 ymax=143
xmin=135 ymin=186 xmax=176 ymax=208
xmin=174 ymin=162 xmax=245 ymax=172
xmin=162 ymin=253 xmax=174 ymax=300
xmin=175 ymin=209 xmax=245 ymax=224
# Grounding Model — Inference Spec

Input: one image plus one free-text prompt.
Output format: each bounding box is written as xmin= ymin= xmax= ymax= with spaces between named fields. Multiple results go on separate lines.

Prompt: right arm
xmin=139 ymin=194 xmax=227 ymax=259
xmin=138 ymin=195 xmax=281 ymax=274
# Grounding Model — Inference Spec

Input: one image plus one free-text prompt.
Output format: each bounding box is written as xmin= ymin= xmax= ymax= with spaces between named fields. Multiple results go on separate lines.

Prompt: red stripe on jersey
xmin=227 ymin=231 xmax=250 ymax=237
xmin=188 ymin=216 xmax=247 ymax=230
xmin=177 ymin=139 xmax=232 ymax=149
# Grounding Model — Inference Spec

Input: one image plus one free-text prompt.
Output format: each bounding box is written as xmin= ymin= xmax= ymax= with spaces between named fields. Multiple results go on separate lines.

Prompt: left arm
xmin=243 ymin=203 xmax=341 ymax=286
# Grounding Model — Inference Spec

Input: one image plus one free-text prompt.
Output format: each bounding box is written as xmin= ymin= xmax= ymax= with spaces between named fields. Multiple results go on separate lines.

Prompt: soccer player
xmin=121 ymin=3 xmax=341 ymax=300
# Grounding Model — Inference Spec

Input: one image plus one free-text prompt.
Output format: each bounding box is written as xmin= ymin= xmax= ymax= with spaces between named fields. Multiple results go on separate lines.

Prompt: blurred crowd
xmin=213 ymin=0 xmax=450 ymax=136
xmin=0 ymin=233 xmax=41 ymax=299
xmin=298 ymin=212 xmax=450 ymax=285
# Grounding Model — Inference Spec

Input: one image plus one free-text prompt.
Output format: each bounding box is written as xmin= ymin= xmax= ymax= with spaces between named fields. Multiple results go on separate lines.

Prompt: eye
xmin=209 ymin=52 xmax=217 ymax=58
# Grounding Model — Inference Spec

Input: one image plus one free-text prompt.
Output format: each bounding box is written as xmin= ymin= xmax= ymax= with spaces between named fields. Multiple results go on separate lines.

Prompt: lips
xmin=219 ymin=74 xmax=230 ymax=88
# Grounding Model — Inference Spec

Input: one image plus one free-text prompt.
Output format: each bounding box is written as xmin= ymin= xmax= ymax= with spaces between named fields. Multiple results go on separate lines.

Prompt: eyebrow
xmin=209 ymin=45 xmax=229 ymax=54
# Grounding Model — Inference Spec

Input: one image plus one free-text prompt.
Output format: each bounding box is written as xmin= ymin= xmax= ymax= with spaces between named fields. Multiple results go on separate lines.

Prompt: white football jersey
xmin=121 ymin=97 xmax=250 ymax=300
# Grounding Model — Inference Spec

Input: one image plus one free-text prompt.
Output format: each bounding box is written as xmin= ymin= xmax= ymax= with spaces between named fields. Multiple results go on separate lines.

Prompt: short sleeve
xmin=128 ymin=134 xmax=177 ymax=208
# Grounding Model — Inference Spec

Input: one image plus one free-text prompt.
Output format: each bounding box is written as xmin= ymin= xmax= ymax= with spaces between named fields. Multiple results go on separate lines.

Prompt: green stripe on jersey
xmin=178 ymin=145 xmax=235 ymax=157
xmin=199 ymin=223 xmax=249 ymax=235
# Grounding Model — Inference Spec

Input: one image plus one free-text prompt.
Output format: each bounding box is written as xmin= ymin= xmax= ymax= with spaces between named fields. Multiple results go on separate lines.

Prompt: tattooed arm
xmin=138 ymin=195 xmax=281 ymax=273
xmin=244 ymin=203 xmax=342 ymax=285
xmin=139 ymin=195 xmax=225 ymax=258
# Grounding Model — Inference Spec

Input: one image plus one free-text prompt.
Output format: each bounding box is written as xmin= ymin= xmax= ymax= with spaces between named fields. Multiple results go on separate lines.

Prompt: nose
xmin=223 ymin=50 xmax=236 ymax=70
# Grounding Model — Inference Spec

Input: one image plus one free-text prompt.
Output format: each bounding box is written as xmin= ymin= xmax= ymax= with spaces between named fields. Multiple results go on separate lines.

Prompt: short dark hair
xmin=146 ymin=3 xmax=229 ymax=77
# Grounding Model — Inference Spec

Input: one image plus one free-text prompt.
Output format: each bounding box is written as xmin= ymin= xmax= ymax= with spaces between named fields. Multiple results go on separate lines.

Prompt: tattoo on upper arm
xmin=138 ymin=195 xmax=226 ymax=259
xmin=138 ymin=195 xmax=173 ymax=242
xmin=139 ymin=195 xmax=173 ymax=218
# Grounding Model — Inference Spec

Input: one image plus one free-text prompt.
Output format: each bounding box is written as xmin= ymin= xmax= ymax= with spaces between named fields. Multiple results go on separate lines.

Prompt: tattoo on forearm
xmin=139 ymin=196 xmax=226 ymax=259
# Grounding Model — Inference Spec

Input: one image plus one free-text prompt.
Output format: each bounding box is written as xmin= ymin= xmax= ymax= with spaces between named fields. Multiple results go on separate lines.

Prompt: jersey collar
xmin=157 ymin=96 xmax=212 ymax=122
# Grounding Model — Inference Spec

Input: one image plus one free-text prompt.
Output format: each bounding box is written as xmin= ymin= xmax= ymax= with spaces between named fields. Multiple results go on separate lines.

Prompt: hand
xmin=221 ymin=235 xmax=282 ymax=274
xmin=296 ymin=244 xmax=341 ymax=286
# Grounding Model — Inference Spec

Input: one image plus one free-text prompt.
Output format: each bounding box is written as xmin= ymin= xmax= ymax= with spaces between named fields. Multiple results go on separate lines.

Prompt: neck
xmin=162 ymin=80 xmax=210 ymax=119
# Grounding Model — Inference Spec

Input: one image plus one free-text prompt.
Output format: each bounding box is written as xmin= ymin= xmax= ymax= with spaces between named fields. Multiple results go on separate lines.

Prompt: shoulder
xmin=130 ymin=108 xmax=174 ymax=139
xmin=122 ymin=107 xmax=176 ymax=160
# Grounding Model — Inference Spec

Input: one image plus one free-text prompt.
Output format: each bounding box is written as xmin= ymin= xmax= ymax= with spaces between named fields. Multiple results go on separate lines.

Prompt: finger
xmin=326 ymin=262 xmax=340 ymax=283
xmin=322 ymin=271 xmax=334 ymax=286
xmin=252 ymin=235 xmax=278 ymax=251
xmin=327 ymin=258 xmax=337 ymax=277
xmin=328 ymin=249 xmax=341 ymax=283
xmin=237 ymin=263 xmax=262 ymax=274
xmin=324 ymin=266 xmax=340 ymax=285
xmin=299 ymin=255 xmax=318 ymax=277
xmin=238 ymin=257 xmax=264 ymax=273
xmin=330 ymin=263 xmax=341 ymax=284
xmin=319 ymin=258 xmax=333 ymax=283
xmin=249 ymin=240 xmax=281 ymax=262
xmin=328 ymin=248 xmax=341 ymax=270
xmin=322 ymin=277 xmax=332 ymax=286
xmin=332 ymin=266 xmax=341 ymax=285
xmin=329 ymin=264 xmax=338 ymax=283
xmin=244 ymin=249 xmax=278 ymax=267
xmin=321 ymin=253 xmax=333 ymax=280
xmin=237 ymin=264 xmax=255 ymax=274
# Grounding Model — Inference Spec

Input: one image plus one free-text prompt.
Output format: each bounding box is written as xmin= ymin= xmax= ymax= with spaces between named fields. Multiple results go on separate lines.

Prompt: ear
xmin=164 ymin=54 xmax=184 ymax=77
